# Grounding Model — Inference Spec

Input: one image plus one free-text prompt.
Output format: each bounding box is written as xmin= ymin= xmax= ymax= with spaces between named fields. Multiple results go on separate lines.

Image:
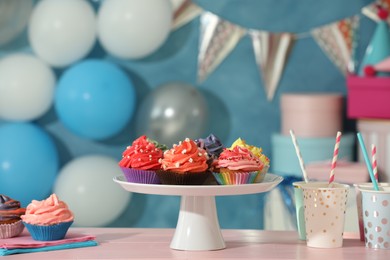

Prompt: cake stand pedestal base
xmin=170 ymin=195 xmax=225 ymax=251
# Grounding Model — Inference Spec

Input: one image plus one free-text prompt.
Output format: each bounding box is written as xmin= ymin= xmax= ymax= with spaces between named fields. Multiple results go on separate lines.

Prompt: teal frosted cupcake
xmin=21 ymin=194 xmax=74 ymax=241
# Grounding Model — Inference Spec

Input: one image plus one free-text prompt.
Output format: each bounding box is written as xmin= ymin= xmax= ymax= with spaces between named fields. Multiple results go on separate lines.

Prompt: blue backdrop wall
xmin=0 ymin=0 xmax=375 ymax=229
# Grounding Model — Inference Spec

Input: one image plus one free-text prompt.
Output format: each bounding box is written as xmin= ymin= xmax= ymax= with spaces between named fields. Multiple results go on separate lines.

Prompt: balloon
xmin=136 ymin=82 xmax=208 ymax=146
xmin=0 ymin=122 xmax=59 ymax=207
xmin=28 ymin=0 xmax=96 ymax=68
xmin=0 ymin=0 xmax=33 ymax=46
xmin=97 ymin=0 xmax=172 ymax=59
xmin=0 ymin=54 xmax=56 ymax=121
xmin=53 ymin=155 xmax=131 ymax=227
xmin=55 ymin=59 xmax=136 ymax=140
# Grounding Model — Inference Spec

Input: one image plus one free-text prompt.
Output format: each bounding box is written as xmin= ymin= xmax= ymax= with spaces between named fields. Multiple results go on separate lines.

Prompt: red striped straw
xmin=372 ymin=144 xmax=378 ymax=182
xmin=329 ymin=131 xmax=342 ymax=184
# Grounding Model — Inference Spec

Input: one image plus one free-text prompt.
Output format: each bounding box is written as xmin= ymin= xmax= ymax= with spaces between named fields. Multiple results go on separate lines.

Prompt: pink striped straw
xmin=329 ymin=131 xmax=342 ymax=184
xmin=371 ymin=144 xmax=378 ymax=182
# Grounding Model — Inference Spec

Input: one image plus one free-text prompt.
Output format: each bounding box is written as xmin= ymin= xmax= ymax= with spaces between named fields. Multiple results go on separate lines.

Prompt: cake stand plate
xmin=113 ymin=173 xmax=283 ymax=251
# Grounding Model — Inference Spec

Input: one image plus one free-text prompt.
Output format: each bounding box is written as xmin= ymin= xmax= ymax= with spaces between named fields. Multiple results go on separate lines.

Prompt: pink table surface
xmin=3 ymin=228 xmax=390 ymax=259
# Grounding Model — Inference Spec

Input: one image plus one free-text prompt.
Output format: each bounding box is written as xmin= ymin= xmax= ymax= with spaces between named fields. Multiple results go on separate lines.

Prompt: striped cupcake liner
xmin=212 ymin=171 xmax=259 ymax=185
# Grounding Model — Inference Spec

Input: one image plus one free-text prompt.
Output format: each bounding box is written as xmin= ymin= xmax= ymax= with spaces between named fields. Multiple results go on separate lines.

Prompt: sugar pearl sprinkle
xmin=189 ymin=158 xmax=193 ymax=163
xmin=182 ymin=149 xmax=187 ymax=154
xmin=175 ymin=162 xmax=180 ymax=168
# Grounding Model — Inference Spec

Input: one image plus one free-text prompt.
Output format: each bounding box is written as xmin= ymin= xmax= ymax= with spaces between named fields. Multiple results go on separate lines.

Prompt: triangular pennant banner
xmin=311 ymin=15 xmax=360 ymax=75
xmin=362 ymin=0 xmax=390 ymax=24
xmin=249 ymin=30 xmax=294 ymax=101
xmin=197 ymin=12 xmax=246 ymax=83
xmin=171 ymin=0 xmax=203 ymax=30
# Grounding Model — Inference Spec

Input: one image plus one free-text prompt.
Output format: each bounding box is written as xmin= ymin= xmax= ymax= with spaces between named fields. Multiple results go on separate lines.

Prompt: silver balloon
xmin=0 ymin=0 xmax=33 ymax=46
xmin=136 ymin=82 xmax=208 ymax=146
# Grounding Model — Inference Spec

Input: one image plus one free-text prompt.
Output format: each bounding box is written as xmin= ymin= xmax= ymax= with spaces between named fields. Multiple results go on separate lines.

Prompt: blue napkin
xmin=0 ymin=240 xmax=98 ymax=256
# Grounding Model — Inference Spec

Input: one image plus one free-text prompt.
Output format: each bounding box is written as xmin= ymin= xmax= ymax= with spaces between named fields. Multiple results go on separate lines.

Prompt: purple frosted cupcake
xmin=0 ymin=195 xmax=25 ymax=239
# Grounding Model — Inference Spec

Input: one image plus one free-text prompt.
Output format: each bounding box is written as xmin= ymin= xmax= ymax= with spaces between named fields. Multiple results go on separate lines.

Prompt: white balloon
xmin=0 ymin=0 xmax=33 ymax=46
xmin=28 ymin=0 xmax=96 ymax=68
xmin=54 ymin=155 xmax=131 ymax=227
xmin=0 ymin=54 xmax=56 ymax=121
xmin=97 ymin=0 xmax=173 ymax=59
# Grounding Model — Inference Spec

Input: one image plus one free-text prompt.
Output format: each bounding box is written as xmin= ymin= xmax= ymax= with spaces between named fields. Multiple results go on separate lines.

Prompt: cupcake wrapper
xmin=212 ymin=171 xmax=259 ymax=185
xmin=254 ymin=165 xmax=269 ymax=183
xmin=0 ymin=220 xmax=24 ymax=239
xmin=23 ymin=221 xmax=73 ymax=241
xmin=121 ymin=167 xmax=161 ymax=184
xmin=156 ymin=170 xmax=211 ymax=185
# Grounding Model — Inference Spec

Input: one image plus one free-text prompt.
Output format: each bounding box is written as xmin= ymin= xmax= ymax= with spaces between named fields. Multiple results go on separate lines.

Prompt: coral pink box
xmin=281 ymin=93 xmax=343 ymax=137
xmin=347 ymin=75 xmax=390 ymax=119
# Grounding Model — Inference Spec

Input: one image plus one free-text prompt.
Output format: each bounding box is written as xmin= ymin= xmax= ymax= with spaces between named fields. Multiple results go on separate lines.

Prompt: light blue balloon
xmin=359 ymin=21 xmax=390 ymax=76
xmin=0 ymin=122 xmax=59 ymax=207
xmin=55 ymin=60 xmax=136 ymax=140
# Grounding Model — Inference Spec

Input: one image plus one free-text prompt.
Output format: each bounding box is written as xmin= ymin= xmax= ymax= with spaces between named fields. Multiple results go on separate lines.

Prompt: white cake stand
xmin=113 ymin=173 xmax=283 ymax=251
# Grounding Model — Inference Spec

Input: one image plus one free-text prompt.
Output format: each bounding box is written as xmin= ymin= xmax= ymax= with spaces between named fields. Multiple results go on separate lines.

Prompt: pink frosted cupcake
xmin=157 ymin=138 xmax=211 ymax=185
xmin=0 ymin=195 xmax=25 ymax=239
xmin=213 ymin=146 xmax=264 ymax=185
xmin=119 ymin=135 xmax=166 ymax=184
xmin=21 ymin=194 xmax=74 ymax=241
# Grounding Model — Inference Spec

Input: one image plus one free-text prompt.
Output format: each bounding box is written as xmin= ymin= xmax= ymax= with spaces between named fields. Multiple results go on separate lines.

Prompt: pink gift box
xmin=281 ymin=93 xmax=343 ymax=137
xmin=305 ymin=161 xmax=368 ymax=184
xmin=347 ymin=75 xmax=390 ymax=119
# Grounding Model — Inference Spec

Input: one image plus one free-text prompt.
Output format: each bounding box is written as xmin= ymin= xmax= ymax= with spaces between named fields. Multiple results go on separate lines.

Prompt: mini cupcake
xmin=230 ymin=138 xmax=270 ymax=182
xmin=119 ymin=135 xmax=167 ymax=184
xmin=157 ymin=138 xmax=211 ymax=185
xmin=21 ymin=194 xmax=74 ymax=241
xmin=195 ymin=133 xmax=224 ymax=171
xmin=0 ymin=195 xmax=25 ymax=239
xmin=214 ymin=146 xmax=264 ymax=185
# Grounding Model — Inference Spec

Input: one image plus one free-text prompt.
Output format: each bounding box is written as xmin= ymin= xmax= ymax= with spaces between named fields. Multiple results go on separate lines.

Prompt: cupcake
xmin=213 ymin=146 xmax=264 ymax=185
xmin=119 ymin=135 xmax=167 ymax=184
xmin=21 ymin=194 xmax=74 ymax=241
xmin=0 ymin=195 xmax=25 ymax=239
xmin=157 ymin=138 xmax=211 ymax=185
xmin=230 ymin=138 xmax=270 ymax=182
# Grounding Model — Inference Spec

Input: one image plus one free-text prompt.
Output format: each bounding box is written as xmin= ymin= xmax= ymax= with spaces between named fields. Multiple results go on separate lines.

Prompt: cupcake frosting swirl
xmin=230 ymin=138 xmax=270 ymax=166
xmin=0 ymin=195 xmax=25 ymax=222
xmin=21 ymin=194 xmax=74 ymax=225
xmin=161 ymin=138 xmax=209 ymax=173
xmin=217 ymin=146 xmax=263 ymax=172
xmin=196 ymin=134 xmax=224 ymax=158
xmin=119 ymin=135 xmax=165 ymax=170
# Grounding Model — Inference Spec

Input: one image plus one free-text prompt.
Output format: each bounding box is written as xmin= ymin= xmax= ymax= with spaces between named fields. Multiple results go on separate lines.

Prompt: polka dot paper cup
xmin=300 ymin=182 xmax=349 ymax=248
xmin=358 ymin=185 xmax=390 ymax=250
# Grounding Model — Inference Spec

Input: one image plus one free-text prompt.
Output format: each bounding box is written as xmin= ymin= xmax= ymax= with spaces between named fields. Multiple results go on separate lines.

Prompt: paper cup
xmin=354 ymin=183 xmax=390 ymax=242
xmin=293 ymin=181 xmax=306 ymax=240
xmin=301 ymin=182 xmax=349 ymax=248
xmin=358 ymin=185 xmax=390 ymax=249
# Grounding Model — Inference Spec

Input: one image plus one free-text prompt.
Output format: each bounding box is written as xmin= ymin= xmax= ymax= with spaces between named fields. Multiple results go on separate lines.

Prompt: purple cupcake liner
xmin=0 ymin=220 xmax=24 ymax=239
xmin=23 ymin=221 xmax=73 ymax=241
xmin=120 ymin=167 xmax=161 ymax=184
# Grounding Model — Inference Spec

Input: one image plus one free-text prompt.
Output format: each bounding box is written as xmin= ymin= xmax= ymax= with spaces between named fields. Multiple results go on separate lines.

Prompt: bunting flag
xmin=171 ymin=0 xmax=202 ymax=30
xmin=362 ymin=0 xmax=390 ymax=24
xmin=249 ymin=31 xmax=294 ymax=101
xmin=197 ymin=12 xmax=246 ymax=83
xmin=311 ymin=16 xmax=360 ymax=75
xmin=169 ymin=0 xmax=372 ymax=101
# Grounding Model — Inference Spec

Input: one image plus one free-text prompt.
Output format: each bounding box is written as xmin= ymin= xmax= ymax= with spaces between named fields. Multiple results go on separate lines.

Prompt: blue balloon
xmin=55 ymin=59 xmax=136 ymax=140
xmin=0 ymin=123 xmax=59 ymax=207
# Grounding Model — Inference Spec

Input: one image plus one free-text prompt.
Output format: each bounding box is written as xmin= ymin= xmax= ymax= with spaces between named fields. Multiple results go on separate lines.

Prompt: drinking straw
xmin=371 ymin=144 xmax=378 ymax=182
xmin=328 ymin=131 xmax=342 ymax=184
xmin=357 ymin=133 xmax=379 ymax=191
xmin=289 ymin=130 xmax=309 ymax=183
